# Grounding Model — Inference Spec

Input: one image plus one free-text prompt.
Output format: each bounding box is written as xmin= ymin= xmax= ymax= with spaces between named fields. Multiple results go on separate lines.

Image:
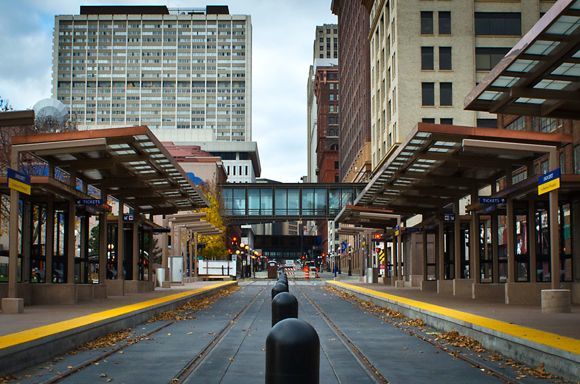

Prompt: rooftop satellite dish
xmin=33 ymin=98 xmax=69 ymax=125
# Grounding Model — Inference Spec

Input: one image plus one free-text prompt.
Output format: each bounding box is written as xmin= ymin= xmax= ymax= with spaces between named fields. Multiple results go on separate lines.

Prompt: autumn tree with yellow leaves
xmin=196 ymin=183 xmax=227 ymax=259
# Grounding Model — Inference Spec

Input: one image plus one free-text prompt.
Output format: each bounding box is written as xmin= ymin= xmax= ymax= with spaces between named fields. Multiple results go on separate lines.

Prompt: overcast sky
xmin=0 ymin=0 xmax=336 ymax=182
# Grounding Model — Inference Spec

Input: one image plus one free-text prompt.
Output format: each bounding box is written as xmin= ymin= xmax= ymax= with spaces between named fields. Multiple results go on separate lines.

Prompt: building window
xmin=422 ymin=118 xmax=435 ymax=123
xmin=574 ymin=145 xmax=580 ymax=174
xmin=421 ymin=12 xmax=434 ymax=34
xmin=475 ymin=48 xmax=510 ymax=71
xmin=334 ymin=161 xmax=339 ymax=169
xmin=439 ymin=11 xmax=451 ymax=34
xmin=440 ymin=118 xmax=453 ymax=125
xmin=475 ymin=13 xmax=521 ymax=36
xmin=421 ymin=47 xmax=434 ymax=70
xmin=476 ymin=118 xmax=497 ymax=128
xmin=422 ymin=83 xmax=435 ymax=106
xmin=439 ymin=47 xmax=452 ymax=70
xmin=440 ymin=83 xmax=452 ymax=106
xmin=506 ymin=116 xmax=526 ymax=131
xmin=560 ymin=152 xmax=566 ymax=174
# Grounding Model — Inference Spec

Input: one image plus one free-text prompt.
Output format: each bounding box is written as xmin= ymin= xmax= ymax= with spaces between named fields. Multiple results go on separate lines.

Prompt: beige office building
xmin=52 ymin=5 xmax=252 ymax=142
xmin=313 ymin=24 xmax=339 ymax=60
xmin=369 ymin=0 xmax=555 ymax=169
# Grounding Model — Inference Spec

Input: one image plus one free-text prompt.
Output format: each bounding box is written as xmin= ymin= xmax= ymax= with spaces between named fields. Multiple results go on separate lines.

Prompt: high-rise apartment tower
xmin=52 ymin=5 xmax=252 ymax=142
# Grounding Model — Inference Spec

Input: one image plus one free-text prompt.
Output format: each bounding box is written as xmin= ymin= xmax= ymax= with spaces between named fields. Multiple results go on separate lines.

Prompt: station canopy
xmin=465 ymin=0 xmax=580 ymax=119
xmin=334 ymin=205 xmax=399 ymax=229
xmin=11 ymin=126 xmax=209 ymax=214
xmin=354 ymin=123 xmax=572 ymax=215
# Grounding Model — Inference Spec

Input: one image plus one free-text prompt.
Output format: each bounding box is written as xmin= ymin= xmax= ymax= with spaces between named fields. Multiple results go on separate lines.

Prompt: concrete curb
xmin=0 ymin=281 xmax=237 ymax=376
xmin=327 ymin=281 xmax=579 ymax=382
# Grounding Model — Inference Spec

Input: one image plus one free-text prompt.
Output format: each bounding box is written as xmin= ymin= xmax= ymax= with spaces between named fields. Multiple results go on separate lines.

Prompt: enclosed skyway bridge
xmin=220 ymin=183 xmax=365 ymax=223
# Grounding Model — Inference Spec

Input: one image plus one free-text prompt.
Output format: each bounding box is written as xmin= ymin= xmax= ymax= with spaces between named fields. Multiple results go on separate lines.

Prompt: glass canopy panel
xmin=492 ymin=76 xmax=519 ymax=88
xmin=478 ymin=91 xmax=502 ymax=101
xmin=507 ymin=59 xmax=538 ymax=73
xmin=524 ymin=40 xmax=559 ymax=55
xmin=551 ymin=62 xmax=580 ymax=77
xmin=533 ymin=79 xmax=571 ymax=90
xmin=546 ymin=15 xmax=580 ymax=35
xmin=515 ymin=97 xmax=545 ymax=104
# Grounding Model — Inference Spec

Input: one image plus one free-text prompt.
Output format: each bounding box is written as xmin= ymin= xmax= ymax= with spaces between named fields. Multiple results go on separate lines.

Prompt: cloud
xmin=0 ymin=0 xmax=336 ymax=182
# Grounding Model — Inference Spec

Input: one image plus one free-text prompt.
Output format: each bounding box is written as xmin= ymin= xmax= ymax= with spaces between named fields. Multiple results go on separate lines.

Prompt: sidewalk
xmin=0 ymin=281 xmax=236 ymax=375
xmin=327 ymin=280 xmax=580 ymax=381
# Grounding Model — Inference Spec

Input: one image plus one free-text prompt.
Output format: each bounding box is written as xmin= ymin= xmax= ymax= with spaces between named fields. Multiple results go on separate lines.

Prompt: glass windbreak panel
xmin=287 ymin=189 xmax=300 ymax=216
xmin=444 ymin=227 xmax=455 ymax=280
xmin=248 ymin=189 xmax=260 ymax=215
xmin=31 ymin=204 xmax=46 ymax=283
xmin=53 ymin=210 xmax=67 ymax=283
xmin=260 ymin=189 xmax=273 ymax=216
xmin=515 ymin=214 xmax=529 ymax=282
xmin=460 ymin=225 xmax=470 ymax=279
xmin=275 ymin=189 xmax=288 ymax=216
xmin=536 ymin=208 xmax=550 ymax=282
xmin=233 ymin=189 xmax=246 ymax=215
xmin=560 ymin=204 xmax=573 ymax=282
xmin=329 ymin=189 xmax=341 ymax=215
xmin=497 ymin=215 xmax=508 ymax=283
xmin=314 ymin=189 xmax=327 ymax=215
xmin=302 ymin=189 xmax=315 ymax=216
xmin=480 ymin=219 xmax=493 ymax=283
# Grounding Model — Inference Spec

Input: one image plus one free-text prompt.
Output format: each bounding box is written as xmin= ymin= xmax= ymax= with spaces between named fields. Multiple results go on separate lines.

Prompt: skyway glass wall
xmin=221 ymin=184 xmax=363 ymax=219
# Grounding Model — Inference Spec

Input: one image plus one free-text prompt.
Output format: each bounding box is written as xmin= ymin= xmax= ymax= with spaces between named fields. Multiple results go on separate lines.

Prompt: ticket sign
xmin=479 ymin=197 xmax=506 ymax=205
xmin=538 ymin=168 xmax=560 ymax=196
xmin=7 ymin=168 xmax=31 ymax=195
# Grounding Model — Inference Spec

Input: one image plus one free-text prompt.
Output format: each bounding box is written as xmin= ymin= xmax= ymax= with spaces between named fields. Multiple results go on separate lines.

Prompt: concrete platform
xmin=327 ymin=280 xmax=580 ymax=381
xmin=0 ymin=281 xmax=236 ymax=375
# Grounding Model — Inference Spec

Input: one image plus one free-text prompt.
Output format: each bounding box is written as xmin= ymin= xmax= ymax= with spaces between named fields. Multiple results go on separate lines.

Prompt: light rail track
xmin=34 ymin=285 xmax=265 ymax=384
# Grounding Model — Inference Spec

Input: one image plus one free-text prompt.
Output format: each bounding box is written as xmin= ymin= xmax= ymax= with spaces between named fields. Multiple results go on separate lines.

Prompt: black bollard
xmin=271 ymin=292 xmax=298 ymax=326
xmin=266 ymin=318 xmax=320 ymax=384
xmin=271 ymin=281 xmax=288 ymax=299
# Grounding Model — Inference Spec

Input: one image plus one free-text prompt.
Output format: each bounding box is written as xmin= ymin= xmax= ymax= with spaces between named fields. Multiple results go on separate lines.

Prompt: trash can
xmin=268 ymin=262 xmax=278 ymax=279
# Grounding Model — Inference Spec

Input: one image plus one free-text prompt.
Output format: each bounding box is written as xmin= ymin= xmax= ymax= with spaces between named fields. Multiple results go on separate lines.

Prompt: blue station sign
xmin=7 ymin=168 xmax=31 ymax=195
xmin=538 ymin=168 xmax=561 ymax=196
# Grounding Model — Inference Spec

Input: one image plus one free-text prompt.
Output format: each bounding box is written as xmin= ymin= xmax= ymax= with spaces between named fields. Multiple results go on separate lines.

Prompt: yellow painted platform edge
xmin=0 ymin=281 xmax=236 ymax=350
xmin=328 ymin=281 xmax=580 ymax=356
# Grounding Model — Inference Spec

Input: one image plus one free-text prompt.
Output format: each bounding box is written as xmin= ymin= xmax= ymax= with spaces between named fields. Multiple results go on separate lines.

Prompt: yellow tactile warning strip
xmin=328 ymin=281 xmax=580 ymax=356
xmin=0 ymin=281 xmax=236 ymax=351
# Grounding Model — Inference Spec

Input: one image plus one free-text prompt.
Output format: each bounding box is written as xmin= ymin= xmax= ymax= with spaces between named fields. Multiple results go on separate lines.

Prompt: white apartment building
xmin=369 ymin=0 xmax=555 ymax=169
xmin=52 ymin=5 xmax=252 ymax=143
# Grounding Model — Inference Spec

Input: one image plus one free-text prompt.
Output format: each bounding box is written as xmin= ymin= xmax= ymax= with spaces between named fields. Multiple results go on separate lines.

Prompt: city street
xmin=4 ymin=281 xmax=572 ymax=384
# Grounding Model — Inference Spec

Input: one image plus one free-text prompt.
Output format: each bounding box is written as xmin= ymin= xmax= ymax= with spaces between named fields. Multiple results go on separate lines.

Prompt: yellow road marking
xmin=328 ymin=281 xmax=580 ymax=355
xmin=0 ymin=281 xmax=235 ymax=350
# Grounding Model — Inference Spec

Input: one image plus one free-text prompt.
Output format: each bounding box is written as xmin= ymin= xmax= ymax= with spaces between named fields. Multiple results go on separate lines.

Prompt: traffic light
xmin=373 ymin=233 xmax=385 ymax=241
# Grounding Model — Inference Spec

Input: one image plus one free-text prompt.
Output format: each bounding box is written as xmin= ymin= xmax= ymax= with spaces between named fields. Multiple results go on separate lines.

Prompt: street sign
xmin=538 ymin=168 xmax=560 ymax=196
xmin=7 ymin=168 xmax=31 ymax=195
xmin=77 ymin=198 xmax=104 ymax=206
xmin=479 ymin=197 xmax=506 ymax=205
xmin=443 ymin=213 xmax=455 ymax=222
